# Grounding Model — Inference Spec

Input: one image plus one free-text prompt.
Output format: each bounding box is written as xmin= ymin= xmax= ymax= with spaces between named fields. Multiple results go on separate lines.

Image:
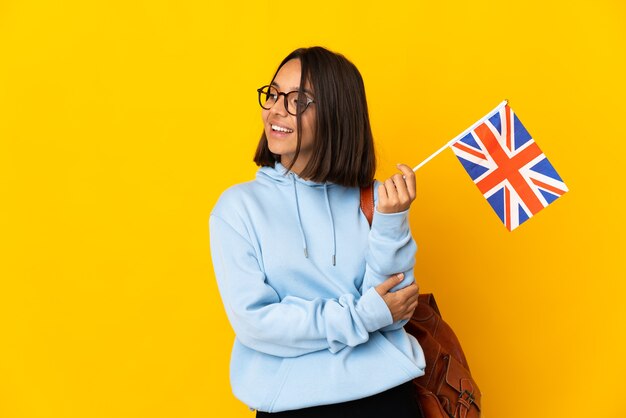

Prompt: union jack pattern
xmin=450 ymin=105 xmax=568 ymax=231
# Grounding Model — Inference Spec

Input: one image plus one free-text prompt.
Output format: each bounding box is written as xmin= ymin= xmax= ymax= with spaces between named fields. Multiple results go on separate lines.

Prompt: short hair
xmin=254 ymin=46 xmax=376 ymax=188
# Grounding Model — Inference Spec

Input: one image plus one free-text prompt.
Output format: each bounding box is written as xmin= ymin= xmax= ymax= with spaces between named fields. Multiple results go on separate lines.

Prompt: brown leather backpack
xmin=360 ymin=185 xmax=481 ymax=418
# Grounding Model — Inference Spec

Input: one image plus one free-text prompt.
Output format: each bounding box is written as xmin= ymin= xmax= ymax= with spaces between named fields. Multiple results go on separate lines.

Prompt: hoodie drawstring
xmin=324 ymin=184 xmax=337 ymax=266
xmin=292 ymin=174 xmax=309 ymax=259
xmin=291 ymin=174 xmax=337 ymax=266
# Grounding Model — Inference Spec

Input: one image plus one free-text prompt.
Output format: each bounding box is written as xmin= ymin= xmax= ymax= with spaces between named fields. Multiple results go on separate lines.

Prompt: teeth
xmin=272 ymin=124 xmax=293 ymax=133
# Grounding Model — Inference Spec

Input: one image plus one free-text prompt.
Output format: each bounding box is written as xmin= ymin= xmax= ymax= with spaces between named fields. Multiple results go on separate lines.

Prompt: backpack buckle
xmin=458 ymin=389 xmax=475 ymax=405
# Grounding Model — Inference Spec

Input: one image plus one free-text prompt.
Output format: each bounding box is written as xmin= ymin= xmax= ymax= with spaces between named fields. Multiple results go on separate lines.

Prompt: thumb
xmin=376 ymin=273 xmax=404 ymax=295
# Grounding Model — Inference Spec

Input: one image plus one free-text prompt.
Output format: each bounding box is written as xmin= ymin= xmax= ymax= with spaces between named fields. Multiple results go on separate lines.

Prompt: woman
xmin=209 ymin=46 xmax=426 ymax=417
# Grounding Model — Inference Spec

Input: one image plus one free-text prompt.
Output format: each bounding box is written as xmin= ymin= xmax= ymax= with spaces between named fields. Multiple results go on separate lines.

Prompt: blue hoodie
xmin=209 ymin=162 xmax=426 ymax=412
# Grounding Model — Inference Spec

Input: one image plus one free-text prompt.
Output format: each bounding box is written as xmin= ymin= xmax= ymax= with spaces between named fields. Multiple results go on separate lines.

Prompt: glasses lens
xmin=286 ymin=91 xmax=310 ymax=115
xmin=258 ymin=86 xmax=278 ymax=109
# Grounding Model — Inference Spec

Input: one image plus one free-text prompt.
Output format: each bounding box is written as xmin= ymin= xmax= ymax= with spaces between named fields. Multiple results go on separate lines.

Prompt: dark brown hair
xmin=254 ymin=46 xmax=376 ymax=188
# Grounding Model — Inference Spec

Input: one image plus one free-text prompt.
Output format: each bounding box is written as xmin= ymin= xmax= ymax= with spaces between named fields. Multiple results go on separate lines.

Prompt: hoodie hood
xmin=257 ymin=162 xmax=337 ymax=266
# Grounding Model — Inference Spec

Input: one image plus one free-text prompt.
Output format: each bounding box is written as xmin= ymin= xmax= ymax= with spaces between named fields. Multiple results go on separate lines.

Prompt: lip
xmin=268 ymin=121 xmax=295 ymax=137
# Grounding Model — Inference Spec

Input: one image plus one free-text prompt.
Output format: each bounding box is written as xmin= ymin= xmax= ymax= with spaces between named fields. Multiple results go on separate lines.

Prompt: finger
xmin=375 ymin=273 xmax=404 ymax=294
xmin=391 ymin=173 xmax=409 ymax=204
xmin=377 ymin=184 xmax=388 ymax=205
xmin=401 ymin=304 xmax=417 ymax=320
xmin=405 ymin=289 xmax=419 ymax=303
xmin=397 ymin=282 xmax=419 ymax=297
xmin=399 ymin=290 xmax=419 ymax=307
xmin=384 ymin=178 xmax=398 ymax=203
xmin=405 ymin=299 xmax=418 ymax=314
xmin=396 ymin=164 xmax=416 ymax=201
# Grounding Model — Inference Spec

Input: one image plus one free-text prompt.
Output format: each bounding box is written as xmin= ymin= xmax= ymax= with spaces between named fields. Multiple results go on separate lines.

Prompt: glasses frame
xmin=256 ymin=85 xmax=315 ymax=116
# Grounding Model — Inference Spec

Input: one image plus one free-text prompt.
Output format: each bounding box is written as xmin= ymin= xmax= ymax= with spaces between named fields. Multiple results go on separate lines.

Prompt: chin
xmin=267 ymin=139 xmax=294 ymax=157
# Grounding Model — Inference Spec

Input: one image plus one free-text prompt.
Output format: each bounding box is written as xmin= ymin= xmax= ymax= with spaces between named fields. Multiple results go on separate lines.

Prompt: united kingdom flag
xmin=450 ymin=104 xmax=568 ymax=231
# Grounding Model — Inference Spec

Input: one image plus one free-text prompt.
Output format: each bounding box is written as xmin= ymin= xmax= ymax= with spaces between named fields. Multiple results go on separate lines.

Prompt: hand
xmin=375 ymin=273 xmax=419 ymax=322
xmin=377 ymin=164 xmax=416 ymax=214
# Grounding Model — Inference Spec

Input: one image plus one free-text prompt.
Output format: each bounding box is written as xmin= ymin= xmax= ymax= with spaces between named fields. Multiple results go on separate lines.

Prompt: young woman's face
xmin=262 ymin=59 xmax=316 ymax=176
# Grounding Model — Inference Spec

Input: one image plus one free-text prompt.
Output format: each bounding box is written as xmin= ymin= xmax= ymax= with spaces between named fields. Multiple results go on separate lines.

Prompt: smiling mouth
xmin=271 ymin=124 xmax=294 ymax=133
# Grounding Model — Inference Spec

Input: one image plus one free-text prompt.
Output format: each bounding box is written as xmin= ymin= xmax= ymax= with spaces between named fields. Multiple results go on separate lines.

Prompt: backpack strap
xmin=359 ymin=183 xmax=375 ymax=227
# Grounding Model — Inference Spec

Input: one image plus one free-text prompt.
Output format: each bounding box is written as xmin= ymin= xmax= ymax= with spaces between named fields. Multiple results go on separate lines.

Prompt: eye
xmin=289 ymin=93 xmax=309 ymax=107
xmin=265 ymin=90 xmax=278 ymax=103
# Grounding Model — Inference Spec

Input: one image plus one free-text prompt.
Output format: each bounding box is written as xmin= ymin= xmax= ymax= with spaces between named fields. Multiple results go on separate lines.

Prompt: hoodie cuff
xmin=371 ymin=209 xmax=411 ymax=240
xmin=355 ymin=287 xmax=393 ymax=333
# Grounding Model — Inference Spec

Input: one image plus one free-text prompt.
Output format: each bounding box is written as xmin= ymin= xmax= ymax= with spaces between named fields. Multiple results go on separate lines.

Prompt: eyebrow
xmin=271 ymin=81 xmax=313 ymax=95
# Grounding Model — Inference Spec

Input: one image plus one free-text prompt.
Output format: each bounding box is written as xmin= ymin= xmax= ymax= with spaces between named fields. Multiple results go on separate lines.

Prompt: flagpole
xmin=412 ymin=99 xmax=509 ymax=172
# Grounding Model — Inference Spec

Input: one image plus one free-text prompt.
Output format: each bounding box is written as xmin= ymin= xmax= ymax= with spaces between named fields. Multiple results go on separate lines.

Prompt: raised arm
xmin=361 ymin=164 xmax=419 ymax=330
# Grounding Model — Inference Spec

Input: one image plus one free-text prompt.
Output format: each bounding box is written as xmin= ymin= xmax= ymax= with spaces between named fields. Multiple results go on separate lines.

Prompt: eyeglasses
xmin=257 ymin=85 xmax=315 ymax=116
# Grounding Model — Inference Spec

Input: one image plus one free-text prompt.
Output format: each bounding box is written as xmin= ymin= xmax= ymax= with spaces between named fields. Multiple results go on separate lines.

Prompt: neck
xmin=281 ymin=157 xmax=308 ymax=179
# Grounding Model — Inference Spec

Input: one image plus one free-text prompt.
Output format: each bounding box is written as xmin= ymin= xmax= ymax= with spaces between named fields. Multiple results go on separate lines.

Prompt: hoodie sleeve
xmin=360 ymin=183 xmax=418 ymax=331
xmin=210 ymin=214 xmax=394 ymax=357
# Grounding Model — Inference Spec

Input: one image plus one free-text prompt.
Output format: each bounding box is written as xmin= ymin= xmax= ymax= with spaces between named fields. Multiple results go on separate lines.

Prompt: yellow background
xmin=1 ymin=1 xmax=625 ymax=417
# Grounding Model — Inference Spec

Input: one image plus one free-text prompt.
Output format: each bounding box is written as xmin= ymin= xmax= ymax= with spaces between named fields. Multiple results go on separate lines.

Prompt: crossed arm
xmin=209 ymin=164 xmax=419 ymax=357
